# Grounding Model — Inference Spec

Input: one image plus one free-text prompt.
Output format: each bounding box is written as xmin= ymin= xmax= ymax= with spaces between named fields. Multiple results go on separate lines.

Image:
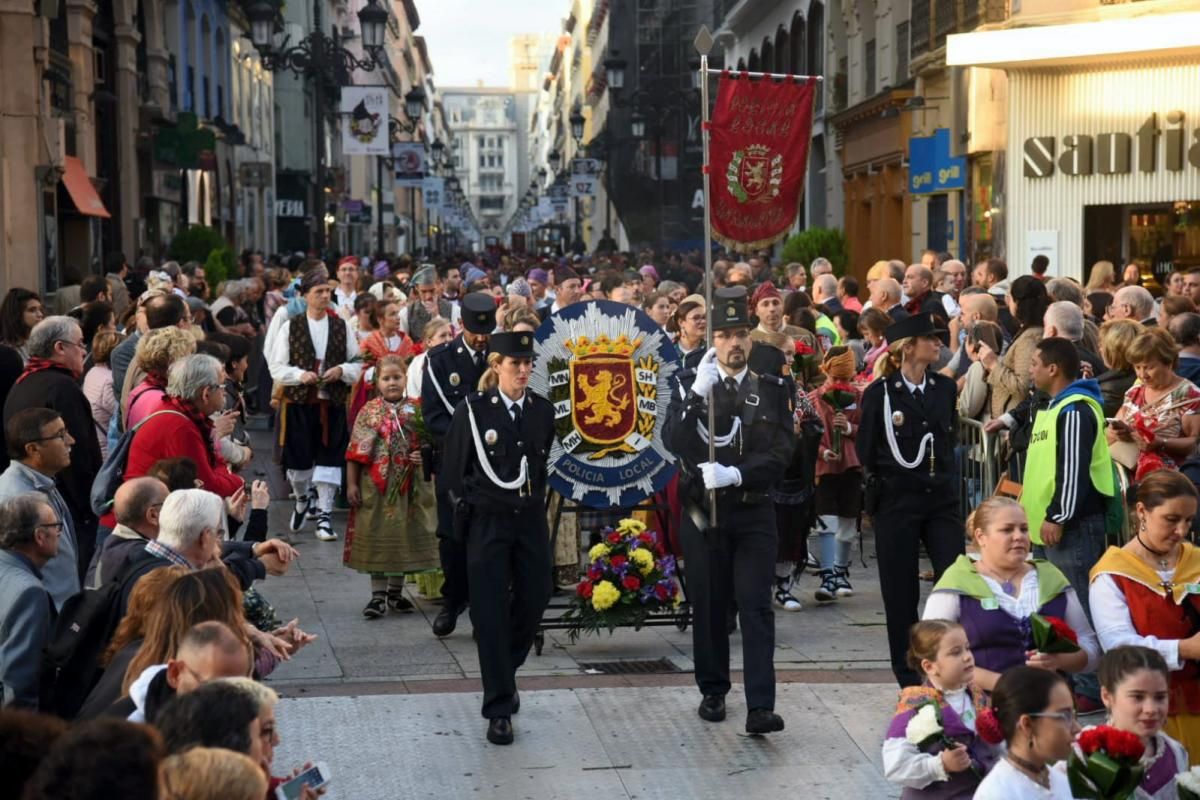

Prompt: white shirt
xmin=267 ymin=313 xmax=363 ymax=388
xmin=943 ymin=293 xmax=962 ymax=318
xmin=720 ymin=366 xmax=748 ymax=388
xmin=500 ymin=390 xmax=526 ymax=420
xmin=901 ymin=371 xmax=929 ymax=396
xmin=406 ymin=351 xmax=428 ymax=400
xmin=1089 ymin=570 xmax=1183 ymax=670
xmin=333 ymin=287 xmax=357 ymax=319
xmin=881 ymin=686 xmax=980 ymax=789
xmin=974 ymin=758 xmax=1073 ymax=800
xmin=922 ymin=564 xmax=1101 ymax=672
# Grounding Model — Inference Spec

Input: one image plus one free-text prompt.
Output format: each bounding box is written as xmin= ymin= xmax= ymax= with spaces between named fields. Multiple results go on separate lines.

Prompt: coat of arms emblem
xmin=531 ymin=301 xmax=680 ymax=508
xmin=726 ymin=143 xmax=783 ymax=204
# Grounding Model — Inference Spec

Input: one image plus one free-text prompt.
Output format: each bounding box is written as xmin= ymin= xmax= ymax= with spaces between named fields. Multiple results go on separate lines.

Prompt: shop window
xmin=911 ymin=0 xmax=930 ymax=57
xmin=927 ymin=194 xmax=949 ymax=253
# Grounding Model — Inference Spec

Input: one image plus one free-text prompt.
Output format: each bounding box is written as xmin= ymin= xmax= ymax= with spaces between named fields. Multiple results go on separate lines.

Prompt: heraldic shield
xmin=570 ymin=352 xmax=637 ymax=446
xmin=739 ymin=146 xmax=770 ymax=199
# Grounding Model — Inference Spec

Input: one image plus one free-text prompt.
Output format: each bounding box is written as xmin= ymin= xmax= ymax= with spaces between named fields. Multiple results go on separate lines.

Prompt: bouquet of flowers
xmin=1129 ymin=413 xmax=1173 ymax=481
xmin=1066 ymin=725 xmax=1145 ymax=800
xmin=793 ymin=339 xmax=817 ymax=381
xmin=904 ymin=701 xmax=980 ymax=778
xmin=819 ymin=381 xmax=857 ymax=456
xmin=562 ymin=518 xmax=681 ymax=640
xmin=1177 ymin=766 xmax=1200 ymax=800
xmin=1030 ymin=613 xmax=1081 ymax=654
xmin=405 ymin=398 xmax=435 ymax=482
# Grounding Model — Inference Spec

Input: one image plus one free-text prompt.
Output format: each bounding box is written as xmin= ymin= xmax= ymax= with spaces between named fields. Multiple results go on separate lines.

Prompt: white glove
xmin=700 ymin=462 xmax=742 ymax=489
xmin=690 ymin=347 xmax=720 ymax=398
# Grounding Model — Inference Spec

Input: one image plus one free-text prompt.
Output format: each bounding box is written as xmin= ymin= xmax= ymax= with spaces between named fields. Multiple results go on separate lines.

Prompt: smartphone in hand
xmin=275 ymin=763 xmax=330 ymax=800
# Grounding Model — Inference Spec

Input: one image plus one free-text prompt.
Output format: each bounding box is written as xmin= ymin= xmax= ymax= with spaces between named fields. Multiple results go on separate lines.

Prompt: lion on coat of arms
xmin=576 ymin=372 xmax=630 ymax=427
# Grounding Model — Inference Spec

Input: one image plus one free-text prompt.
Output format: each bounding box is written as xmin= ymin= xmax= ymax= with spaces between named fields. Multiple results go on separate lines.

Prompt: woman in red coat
xmin=99 ymin=353 xmax=242 ymax=529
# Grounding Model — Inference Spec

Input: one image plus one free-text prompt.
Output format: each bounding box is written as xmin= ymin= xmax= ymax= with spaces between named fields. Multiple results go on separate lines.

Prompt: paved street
xmin=244 ymin=428 xmax=925 ymax=798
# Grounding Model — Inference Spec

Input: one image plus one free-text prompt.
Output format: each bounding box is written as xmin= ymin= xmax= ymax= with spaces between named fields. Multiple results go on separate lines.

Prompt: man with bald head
xmin=86 ymin=476 xmax=168 ymax=588
xmin=811 ymin=273 xmax=841 ymax=315
xmin=902 ymin=264 xmax=945 ymax=318
xmin=94 ymin=620 xmax=251 ymax=723
xmin=869 ymin=278 xmax=908 ymax=322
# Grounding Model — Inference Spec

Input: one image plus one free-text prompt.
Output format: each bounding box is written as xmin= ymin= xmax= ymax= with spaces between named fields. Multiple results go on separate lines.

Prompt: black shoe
xmin=387 ymin=593 xmax=414 ymax=613
xmin=432 ymin=604 xmax=461 ymax=637
xmin=289 ymin=496 xmax=311 ymax=532
xmin=745 ymin=708 xmax=785 ymax=735
xmin=512 ymin=690 xmax=520 ymax=715
xmin=698 ymin=694 xmax=726 ymax=723
xmin=362 ymin=596 xmax=386 ymax=619
xmin=486 ymin=717 xmax=514 ymax=745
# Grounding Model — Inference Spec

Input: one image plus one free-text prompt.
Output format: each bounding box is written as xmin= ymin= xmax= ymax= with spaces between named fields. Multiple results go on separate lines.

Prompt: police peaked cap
xmin=711 ymin=286 xmax=751 ymax=331
xmin=884 ymin=312 xmax=946 ymax=344
xmin=461 ymin=292 xmax=496 ymax=335
xmin=489 ymin=331 xmax=535 ymax=359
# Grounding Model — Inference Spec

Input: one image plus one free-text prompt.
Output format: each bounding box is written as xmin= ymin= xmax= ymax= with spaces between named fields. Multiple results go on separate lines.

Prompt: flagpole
xmin=694 ymin=27 xmax=717 ymax=529
xmin=701 ymin=68 xmax=825 ymax=82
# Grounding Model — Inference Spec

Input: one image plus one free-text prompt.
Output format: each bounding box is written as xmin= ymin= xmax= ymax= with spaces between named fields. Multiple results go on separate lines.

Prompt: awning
xmin=61 ymin=155 xmax=111 ymax=218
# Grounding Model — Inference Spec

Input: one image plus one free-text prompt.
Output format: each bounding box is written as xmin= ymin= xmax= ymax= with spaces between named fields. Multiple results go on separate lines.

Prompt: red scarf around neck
xmin=163 ymin=395 xmax=218 ymax=466
xmin=16 ymin=357 xmax=79 ymax=384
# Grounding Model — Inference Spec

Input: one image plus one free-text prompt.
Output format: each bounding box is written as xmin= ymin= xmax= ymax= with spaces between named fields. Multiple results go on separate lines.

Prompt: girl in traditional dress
xmin=1061 ymin=645 xmax=1190 ymax=798
xmin=344 ymin=355 xmax=440 ymax=618
xmin=348 ymin=298 xmax=414 ymax=423
xmin=883 ymin=620 xmax=999 ymax=798
xmin=1089 ymin=469 xmax=1200 ymax=762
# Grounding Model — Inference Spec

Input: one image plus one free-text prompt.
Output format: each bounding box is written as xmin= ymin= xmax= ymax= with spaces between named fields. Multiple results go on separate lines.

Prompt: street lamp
xmin=570 ymin=106 xmax=586 ymax=145
xmin=604 ymin=55 xmax=626 ymax=92
xmin=404 ymin=86 xmax=426 ymax=122
xmin=547 ymin=149 xmax=561 ymax=173
xmin=630 ymin=112 xmax=646 ymax=140
xmin=246 ymin=0 xmax=392 ymax=252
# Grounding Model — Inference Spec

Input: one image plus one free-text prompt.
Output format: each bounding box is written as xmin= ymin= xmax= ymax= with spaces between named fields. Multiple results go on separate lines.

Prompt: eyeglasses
xmin=1028 ymin=710 xmax=1077 ymax=725
xmin=55 ymin=339 xmax=86 ymax=352
xmin=33 ymin=429 xmax=70 ymax=443
xmin=36 ymin=521 xmax=65 ymax=534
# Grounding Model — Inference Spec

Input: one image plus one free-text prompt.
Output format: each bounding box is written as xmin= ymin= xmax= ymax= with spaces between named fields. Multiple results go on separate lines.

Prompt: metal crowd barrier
xmin=956 ymin=417 xmax=1000 ymax=521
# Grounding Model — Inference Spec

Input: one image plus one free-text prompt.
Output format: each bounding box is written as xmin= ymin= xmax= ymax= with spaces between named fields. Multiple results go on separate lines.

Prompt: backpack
xmin=39 ymin=548 xmax=160 ymax=719
xmin=89 ymin=409 xmax=185 ymax=516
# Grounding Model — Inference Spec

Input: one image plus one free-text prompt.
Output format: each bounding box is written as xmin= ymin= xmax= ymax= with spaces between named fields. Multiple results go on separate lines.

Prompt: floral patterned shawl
xmin=346 ymin=397 xmax=417 ymax=499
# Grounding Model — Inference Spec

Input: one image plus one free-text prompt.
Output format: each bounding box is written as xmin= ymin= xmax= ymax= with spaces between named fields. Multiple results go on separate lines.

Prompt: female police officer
xmin=438 ymin=330 xmax=555 ymax=745
xmin=857 ymin=313 xmax=964 ymax=687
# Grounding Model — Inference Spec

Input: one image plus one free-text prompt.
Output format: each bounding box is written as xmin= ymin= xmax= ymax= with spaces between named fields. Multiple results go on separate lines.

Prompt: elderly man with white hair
xmin=810 ymin=257 xmax=833 ymax=278
xmin=1110 ymin=285 xmax=1157 ymax=327
xmin=868 ymin=278 xmax=909 ymax=322
xmin=3 ymin=315 xmax=103 ymax=576
xmin=1043 ymin=301 xmax=1102 ymax=376
xmin=210 ymin=280 xmax=256 ymax=338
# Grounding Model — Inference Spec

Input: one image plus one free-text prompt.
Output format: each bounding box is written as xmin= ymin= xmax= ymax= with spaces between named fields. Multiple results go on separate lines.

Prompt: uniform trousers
xmin=466 ymin=503 xmax=551 ymax=719
xmin=873 ymin=482 xmax=963 ymax=687
xmin=434 ymin=485 xmax=470 ymax=610
xmin=680 ymin=500 xmax=777 ymax=711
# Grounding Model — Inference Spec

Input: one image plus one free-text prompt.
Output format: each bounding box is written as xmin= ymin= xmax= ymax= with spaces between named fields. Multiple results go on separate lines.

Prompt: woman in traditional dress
xmin=1090 ymin=469 xmax=1200 ymax=763
xmin=348 ymin=298 xmax=414 ymax=424
xmin=922 ymin=496 xmax=1099 ymax=692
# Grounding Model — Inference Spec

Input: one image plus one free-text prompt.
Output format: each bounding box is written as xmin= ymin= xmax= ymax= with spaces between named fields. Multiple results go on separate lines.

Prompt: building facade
xmin=949 ymin=2 xmax=1200 ymax=283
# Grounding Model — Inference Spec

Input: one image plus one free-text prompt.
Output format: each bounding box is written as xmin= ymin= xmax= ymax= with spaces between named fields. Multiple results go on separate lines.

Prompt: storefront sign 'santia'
xmin=1024 ymin=112 xmax=1200 ymax=178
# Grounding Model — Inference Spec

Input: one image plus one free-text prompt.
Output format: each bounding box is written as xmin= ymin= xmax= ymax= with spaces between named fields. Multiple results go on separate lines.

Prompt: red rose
xmin=654 ymin=584 xmax=670 ymax=601
xmin=1078 ymin=728 xmax=1105 ymax=755
xmin=622 ymin=576 xmax=641 ymax=591
xmin=795 ymin=340 xmax=815 ymax=356
xmin=610 ymin=555 xmax=627 ymax=568
xmin=606 ymin=532 xmax=621 ymax=544
xmin=577 ymin=581 xmax=593 ymax=599
xmin=587 ymin=565 xmax=603 ymax=581
xmin=639 ymin=532 xmax=655 ymax=545
xmin=1045 ymin=616 xmax=1079 ymax=644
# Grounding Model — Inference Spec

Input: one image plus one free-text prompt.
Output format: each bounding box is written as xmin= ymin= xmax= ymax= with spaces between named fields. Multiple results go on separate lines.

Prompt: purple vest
xmin=1142 ymin=735 xmax=1181 ymax=796
xmin=957 ymin=592 xmax=1068 ymax=674
xmin=886 ymin=689 xmax=1000 ymax=800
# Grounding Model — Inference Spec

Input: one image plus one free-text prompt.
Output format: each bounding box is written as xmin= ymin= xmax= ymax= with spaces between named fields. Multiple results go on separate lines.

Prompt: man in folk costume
xmin=268 ymin=263 xmax=363 ymax=541
xmin=422 ymin=292 xmax=496 ymax=637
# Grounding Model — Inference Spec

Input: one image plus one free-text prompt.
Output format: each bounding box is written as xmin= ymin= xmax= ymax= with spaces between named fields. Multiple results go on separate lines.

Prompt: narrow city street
xmin=247 ymin=428 xmax=911 ymax=797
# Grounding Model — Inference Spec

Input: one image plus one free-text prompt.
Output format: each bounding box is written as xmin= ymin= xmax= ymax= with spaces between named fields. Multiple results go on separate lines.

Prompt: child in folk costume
xmin=344 ymin=355 xmax=440 ymax=618
xmin=1053 ymin=646 xmax=1189 ymax=799
xmin=883 ymin=620 xmax=999 ymax=798
xmin=808 ymin=346 xmax=863 ymax=602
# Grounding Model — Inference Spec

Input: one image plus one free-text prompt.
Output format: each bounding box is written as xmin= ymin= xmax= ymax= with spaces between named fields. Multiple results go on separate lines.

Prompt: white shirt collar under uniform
xmin=722 ymin=367 xmax=748 ymax=387
xmin=901 ymin=371 xmax=928 ymax=395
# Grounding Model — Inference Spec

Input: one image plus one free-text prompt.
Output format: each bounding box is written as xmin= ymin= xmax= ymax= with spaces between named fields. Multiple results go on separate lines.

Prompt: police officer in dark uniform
xmin=857 ymin=313 xmax=964 ymax=687
xmin=437 ymin=331 xmax=555 ymax=745
xmin=422 ymin=292 xmax=497 ymax=637
xmin=664 ymin=286 xmax=796 ymax=735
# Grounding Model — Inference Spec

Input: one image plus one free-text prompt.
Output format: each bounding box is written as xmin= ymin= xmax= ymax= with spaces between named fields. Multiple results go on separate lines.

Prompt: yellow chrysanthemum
xmin=591 ymin=580 xmax=621 ymax=611
xmin=630 ymin=547 xmax=654 ymax=575
xmin=616 ymin=518 xmax=647 ymax=535
xmin=587 ymin=543 xmax=611 ymax=562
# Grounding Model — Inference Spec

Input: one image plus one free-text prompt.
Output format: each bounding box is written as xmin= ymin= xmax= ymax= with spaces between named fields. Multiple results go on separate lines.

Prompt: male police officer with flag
xmin=664 ymin=286 xmax=796 ymax=735
xmin=422 ymin=292 xmax=496 ymax=637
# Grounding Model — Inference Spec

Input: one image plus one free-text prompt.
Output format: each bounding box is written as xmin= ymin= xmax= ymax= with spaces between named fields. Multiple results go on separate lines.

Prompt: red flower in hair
xmin=975 ymin=707 xmax=1005 ymax=745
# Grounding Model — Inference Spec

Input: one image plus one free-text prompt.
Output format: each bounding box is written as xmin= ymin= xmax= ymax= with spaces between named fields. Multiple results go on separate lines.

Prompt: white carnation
xmin=1178 ymin=767 xmax=1200 ymax=793
xmin=905 ymin=703 xmax=944 ymax=748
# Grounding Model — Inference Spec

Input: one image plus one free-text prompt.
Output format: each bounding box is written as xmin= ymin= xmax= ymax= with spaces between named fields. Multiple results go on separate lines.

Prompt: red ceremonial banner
xmin=708 ymin=72 xmax=817 ymax=252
